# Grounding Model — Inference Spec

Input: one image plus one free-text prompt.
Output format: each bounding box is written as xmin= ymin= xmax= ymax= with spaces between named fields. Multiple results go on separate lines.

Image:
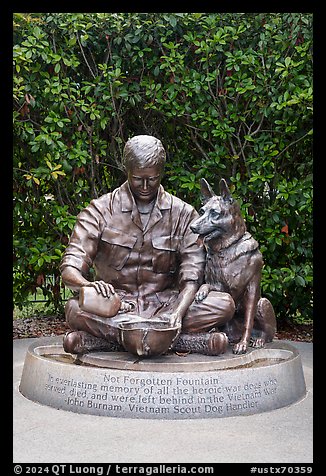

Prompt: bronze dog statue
xmin=190 ymin=178 xmax=276 ymax=354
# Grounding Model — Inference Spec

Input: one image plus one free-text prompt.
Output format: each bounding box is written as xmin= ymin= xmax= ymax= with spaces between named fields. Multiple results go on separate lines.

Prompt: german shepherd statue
xmin=191 ymin=178 xmax=276 ymax=354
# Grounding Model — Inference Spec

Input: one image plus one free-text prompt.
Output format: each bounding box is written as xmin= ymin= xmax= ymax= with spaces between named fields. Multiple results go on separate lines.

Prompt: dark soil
xmin=274 ymin=320 xmax=313 ymax=342
xmin=13 ymin=313 xmax=313 ymax=342
xmin=13 ymin=314 xmax=70 ymax=339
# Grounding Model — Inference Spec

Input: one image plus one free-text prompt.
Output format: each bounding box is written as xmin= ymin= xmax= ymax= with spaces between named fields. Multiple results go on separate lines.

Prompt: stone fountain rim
xmin=29 ymin=340 xmax=299 ymax=373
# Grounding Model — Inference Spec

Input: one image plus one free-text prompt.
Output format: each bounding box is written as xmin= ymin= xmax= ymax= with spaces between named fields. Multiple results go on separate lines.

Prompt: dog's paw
xmin=249 ymin=337 xmax=265 ymax=348
xmin=195 ymin=284 xmax=210 ymax=303
xmin=232 ymin=341 xmax=248 ymax=354
xmin=195 ymin=291 xmax=207 ymax=303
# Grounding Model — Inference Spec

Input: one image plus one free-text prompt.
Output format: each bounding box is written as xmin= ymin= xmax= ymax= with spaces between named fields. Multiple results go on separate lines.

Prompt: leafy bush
xmin=13 ymin=13 xmax=313 ymax=322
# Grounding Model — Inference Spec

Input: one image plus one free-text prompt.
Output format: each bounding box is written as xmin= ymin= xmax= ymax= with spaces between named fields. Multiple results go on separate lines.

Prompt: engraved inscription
xmin=43 ymin=370 xmax=279 ymax=417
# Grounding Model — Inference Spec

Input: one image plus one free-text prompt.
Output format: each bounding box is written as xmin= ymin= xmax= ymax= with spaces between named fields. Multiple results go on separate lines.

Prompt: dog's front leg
xmin=233 ymin=279 xmax=260 ymax=354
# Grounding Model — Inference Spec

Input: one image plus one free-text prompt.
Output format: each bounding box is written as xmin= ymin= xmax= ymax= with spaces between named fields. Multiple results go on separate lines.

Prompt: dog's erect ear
xmin=200 ymin=178 xmax=215 ymax=204
xmin=219 ymin=178 xmax=233 ymax=202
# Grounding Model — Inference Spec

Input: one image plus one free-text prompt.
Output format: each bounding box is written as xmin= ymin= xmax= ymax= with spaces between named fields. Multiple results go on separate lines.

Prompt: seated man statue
xmin=60 ymin=135 xmax=235 ymax=355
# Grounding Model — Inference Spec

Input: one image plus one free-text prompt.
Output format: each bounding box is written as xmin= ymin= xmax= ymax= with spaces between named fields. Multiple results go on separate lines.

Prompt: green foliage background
xmin=13 ymin=12 xmax=313 ymax=323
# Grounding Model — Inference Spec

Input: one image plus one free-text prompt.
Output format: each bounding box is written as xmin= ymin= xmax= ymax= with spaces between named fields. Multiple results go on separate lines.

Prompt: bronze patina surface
xmin=60 ymin=136 xmax=276 ymax=357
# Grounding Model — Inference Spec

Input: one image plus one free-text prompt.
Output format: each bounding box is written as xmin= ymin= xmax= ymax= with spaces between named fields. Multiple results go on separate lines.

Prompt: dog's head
xmin=190 ymin=178 xmax=246 ymax=246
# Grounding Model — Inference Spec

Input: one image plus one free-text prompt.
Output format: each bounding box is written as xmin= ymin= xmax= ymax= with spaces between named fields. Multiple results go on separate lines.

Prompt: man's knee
xmin=183 ymin=291 xmax=235 ymax=332
xmin=65 ymin=297 xmax=80 ymax=327
xmin=64 ymin=296 xmax=119 ymax=341
xmin=207 ymin=291 xmax=235 ymax=320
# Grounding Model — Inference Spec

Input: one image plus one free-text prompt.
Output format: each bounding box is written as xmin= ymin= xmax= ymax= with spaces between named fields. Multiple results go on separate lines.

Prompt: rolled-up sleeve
xmin=178 ymin=209 xmax=205 ymax=286
xmin=59 ymin=200 xmax=104 ymax=277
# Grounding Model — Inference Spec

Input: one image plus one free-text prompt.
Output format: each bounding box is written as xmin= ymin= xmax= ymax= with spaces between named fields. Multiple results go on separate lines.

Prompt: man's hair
xmin=122 ymin=135 xmax=166 ymax=170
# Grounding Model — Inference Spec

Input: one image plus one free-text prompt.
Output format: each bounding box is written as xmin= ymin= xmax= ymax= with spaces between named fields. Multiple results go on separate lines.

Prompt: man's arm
xmin=61 ymin=266 xmax=90 ymax=291
xmin=61 ymin=266 xmax=115 ymax=298
xmin=60 ymin=199 xmax=115 ymax=299
xmin=156 ymin=281 xmax=199 ymax=327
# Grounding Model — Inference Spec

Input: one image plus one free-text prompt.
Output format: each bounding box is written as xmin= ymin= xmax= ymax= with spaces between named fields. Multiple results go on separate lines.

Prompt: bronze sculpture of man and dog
xmin=60 ymin=135 xmax=276 ymax=357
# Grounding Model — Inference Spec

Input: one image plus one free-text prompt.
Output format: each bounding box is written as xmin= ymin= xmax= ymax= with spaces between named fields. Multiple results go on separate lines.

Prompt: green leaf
xmin=38 ymin=258 xmax=44 ymax=267
xmin=295 ymin=276 xmax=306 ymax=286
xmin=169 ymin=16 xmax=177 ymax=27
xmin=285 ymin=57 xmax=291 ymax=68
xmin=29 ymin=255 xmax=39 ymax=265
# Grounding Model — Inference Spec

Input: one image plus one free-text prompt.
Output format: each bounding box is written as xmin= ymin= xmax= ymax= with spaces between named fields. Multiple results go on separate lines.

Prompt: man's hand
xmin=86 ymin=281 xmax=136 ymax=313
xmin=155 ymin=311 xmax=182 ymax=328
xmin=86 ymin=280 xmax=115 ymax=299
xmin=154 ymin=281 xmax=199 ymax=329
xmin=119 ymin=300 xmax=136 ymax=313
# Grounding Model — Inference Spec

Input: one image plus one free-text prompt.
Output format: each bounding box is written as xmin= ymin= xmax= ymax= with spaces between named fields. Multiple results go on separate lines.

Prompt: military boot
xmin=63 ymin=330 xmax=124 ymax=354
xmin=172 ymin=331 xmax=228 ymax=356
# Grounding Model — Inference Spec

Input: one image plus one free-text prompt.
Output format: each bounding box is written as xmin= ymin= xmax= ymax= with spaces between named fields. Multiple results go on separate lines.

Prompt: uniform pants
xmin=65 ymin=291 xmax=235 ymax=341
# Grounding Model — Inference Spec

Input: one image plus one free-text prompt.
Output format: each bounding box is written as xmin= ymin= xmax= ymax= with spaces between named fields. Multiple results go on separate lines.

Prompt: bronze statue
xmin=190 ymin=178 xmax=277 ymax=354
xmin=60 ymin=135 xmax=234 ymax=357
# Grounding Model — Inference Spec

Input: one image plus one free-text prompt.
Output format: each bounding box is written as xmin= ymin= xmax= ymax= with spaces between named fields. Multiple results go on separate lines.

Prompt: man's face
xmin=127 ymin=165 xmax=163 ymax=204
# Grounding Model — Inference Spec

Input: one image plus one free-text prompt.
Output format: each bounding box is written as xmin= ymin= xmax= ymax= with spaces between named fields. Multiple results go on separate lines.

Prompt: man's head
xmin=123 ymin=135 xmax=166 ymax=204
xmin=122 ymin=135 xmax=166 ymax=171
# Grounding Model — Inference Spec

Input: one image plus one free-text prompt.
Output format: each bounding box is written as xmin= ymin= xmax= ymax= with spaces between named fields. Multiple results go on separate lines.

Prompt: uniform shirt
xmin=60 ymin=181 xmax=205 ymax=316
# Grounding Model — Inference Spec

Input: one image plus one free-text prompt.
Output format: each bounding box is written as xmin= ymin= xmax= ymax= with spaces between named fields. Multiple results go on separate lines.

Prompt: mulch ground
xmin=13 ymin=314 xmax=70 ymax=339
xmin=13 ymin=313 xmax=313 ymax=342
